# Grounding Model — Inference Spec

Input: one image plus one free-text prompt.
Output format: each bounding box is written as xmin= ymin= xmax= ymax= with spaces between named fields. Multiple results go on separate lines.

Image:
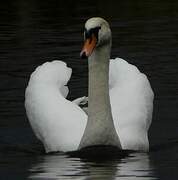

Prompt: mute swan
xmin=25 ymin=17 xmax=154 ymax=153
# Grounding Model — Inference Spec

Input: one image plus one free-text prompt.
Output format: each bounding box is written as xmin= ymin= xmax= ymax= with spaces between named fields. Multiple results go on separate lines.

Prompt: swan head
xmin=80 ymin=17 xmax=111 ymax=58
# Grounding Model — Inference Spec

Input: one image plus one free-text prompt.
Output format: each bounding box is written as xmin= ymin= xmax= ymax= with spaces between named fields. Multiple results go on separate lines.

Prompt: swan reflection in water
xmin=29 ymin=153 xmax=156 ymax=180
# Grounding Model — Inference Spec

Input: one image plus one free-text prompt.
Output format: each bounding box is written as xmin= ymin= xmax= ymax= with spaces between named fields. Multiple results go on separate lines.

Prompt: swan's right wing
xmin=25 ymin=61 xmax=87 ymax=152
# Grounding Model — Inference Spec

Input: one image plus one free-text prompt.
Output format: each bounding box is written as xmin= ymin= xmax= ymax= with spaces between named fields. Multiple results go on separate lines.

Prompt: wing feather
xmin=25 ymin=61 xmax=87 ymax=152
xmin=109 ymin=58 xmax=154 ymax=151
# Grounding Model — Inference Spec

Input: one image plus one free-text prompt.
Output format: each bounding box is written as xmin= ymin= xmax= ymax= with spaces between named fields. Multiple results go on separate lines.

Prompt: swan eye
xmin=84 ymin=26 xmax=101 ymax=42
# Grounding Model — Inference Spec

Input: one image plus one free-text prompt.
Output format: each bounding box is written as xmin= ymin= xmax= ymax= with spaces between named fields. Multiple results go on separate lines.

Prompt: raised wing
xmin=109 ymin=58 xmax=154 ymax=151
xmin=25 ymin=61 xmax=87 ymax=152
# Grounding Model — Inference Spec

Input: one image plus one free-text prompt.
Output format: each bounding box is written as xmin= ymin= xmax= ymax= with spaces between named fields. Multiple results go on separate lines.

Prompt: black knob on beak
xmin=80 ymin=51 xmax=87 ymax=59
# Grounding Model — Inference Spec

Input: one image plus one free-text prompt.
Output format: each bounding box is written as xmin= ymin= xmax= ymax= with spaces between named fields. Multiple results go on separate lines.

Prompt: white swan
xmin=25 ymin=17 xmax=154 ymax=153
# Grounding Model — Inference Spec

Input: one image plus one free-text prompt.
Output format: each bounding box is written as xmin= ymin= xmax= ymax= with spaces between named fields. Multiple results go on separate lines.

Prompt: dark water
xmin=1 ymin=0 xmax=178 ymax=179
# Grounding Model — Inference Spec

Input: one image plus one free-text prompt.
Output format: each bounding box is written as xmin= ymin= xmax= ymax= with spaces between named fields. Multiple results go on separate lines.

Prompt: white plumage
xmin=109 ymin=58 xmax=153 ymax=151
xmin=25 ymin=58 xmax=154 ymax=152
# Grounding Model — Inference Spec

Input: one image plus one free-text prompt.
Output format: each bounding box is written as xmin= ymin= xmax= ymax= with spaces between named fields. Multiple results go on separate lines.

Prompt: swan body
xmin=25 ymin=17 xmax=154 ymax=153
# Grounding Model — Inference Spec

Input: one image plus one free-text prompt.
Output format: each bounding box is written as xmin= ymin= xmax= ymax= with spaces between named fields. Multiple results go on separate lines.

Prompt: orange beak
xmin=80 ymin=34 xmax=97 ymax=58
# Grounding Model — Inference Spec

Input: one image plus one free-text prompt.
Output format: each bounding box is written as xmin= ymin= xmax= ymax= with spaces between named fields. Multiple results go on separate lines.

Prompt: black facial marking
xmin=84 ymin=26 xmax=101 ymax=42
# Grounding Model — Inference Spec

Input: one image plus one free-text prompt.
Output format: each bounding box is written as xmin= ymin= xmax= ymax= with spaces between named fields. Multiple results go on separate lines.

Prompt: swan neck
xmin=88 ymin=45 xmax=111 ymax=116
xmin=79 ymin=43 xmax=121 ymax=149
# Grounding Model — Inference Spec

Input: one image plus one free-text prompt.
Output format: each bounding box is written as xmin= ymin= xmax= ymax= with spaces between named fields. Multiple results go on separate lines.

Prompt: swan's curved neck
xmin=79 ymin=42 xmax=121 ymax=149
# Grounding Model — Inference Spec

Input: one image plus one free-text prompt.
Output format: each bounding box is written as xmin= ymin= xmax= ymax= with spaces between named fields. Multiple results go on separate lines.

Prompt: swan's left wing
xmin=25 ymin=61 xmax=87 ymax=152
xmin=109 ymin=58 xmax=154 ymax=151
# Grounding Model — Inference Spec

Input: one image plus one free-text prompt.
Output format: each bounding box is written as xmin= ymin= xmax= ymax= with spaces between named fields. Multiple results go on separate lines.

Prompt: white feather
xmin=25 ymin=61 xmax=87 ymax=152
xmin=110 ymin=58 xmax=154 ymax=151
xmin=25 ymin=58 xmax=153 ymax=152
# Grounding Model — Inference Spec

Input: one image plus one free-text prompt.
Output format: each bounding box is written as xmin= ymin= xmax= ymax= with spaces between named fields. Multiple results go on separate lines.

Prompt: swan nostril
xmin=80 ymin=51 xmax=87 ymax=59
